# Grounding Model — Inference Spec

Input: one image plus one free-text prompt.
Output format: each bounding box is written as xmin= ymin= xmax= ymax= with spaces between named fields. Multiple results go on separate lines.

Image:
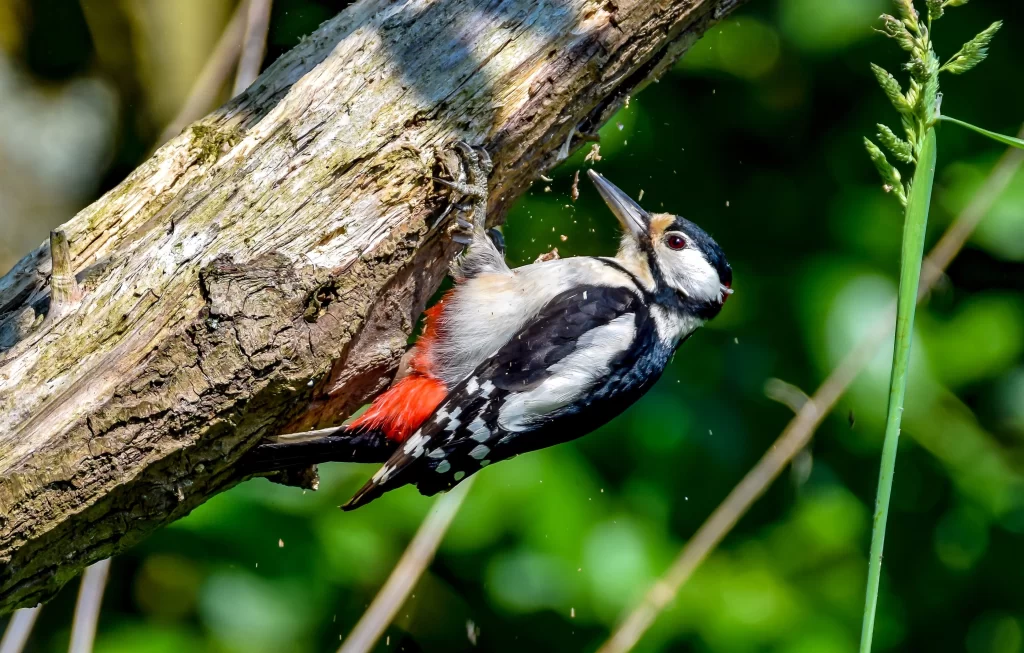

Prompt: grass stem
xmin=858 ymin=125 xmax=937 ymax=653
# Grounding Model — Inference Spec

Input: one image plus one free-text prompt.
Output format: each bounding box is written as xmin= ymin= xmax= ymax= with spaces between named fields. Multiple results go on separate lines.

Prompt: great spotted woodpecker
xmin=333 ymin=143 xmax=732 ymax=510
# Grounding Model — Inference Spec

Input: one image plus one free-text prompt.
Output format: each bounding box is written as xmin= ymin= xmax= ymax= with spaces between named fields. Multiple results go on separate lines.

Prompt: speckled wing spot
xmin=434 ymin=407 xmax=450 ymax=424
xmin=469 ymin=444 xmax=489 ymax=459
xmin=454 ymin=471 xmax=466 ymax=481
xmin=480 ymin=460 xmax=491 ymax=467
xmin=467 ymin=416 xmax=490 ymax=442
xmin=480 ymin=380 xmax=496 ymax=397
xmin=465 ymin=376 xmax=479 ymax=395
xmin=427 ymin=448 xmax=446 ymax=459
xmin=436 ymin=460 xmax=451 ymax=473
xmin=444 ymin=405 xmax=464 ymax=432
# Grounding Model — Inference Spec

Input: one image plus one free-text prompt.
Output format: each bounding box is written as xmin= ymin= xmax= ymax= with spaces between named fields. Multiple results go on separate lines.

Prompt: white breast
xmin=430 ymin=257 xmax=637 ymax=387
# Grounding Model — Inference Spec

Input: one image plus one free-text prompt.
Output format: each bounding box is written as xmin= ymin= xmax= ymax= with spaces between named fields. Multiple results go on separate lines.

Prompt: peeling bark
xmin=0 ymin=0 xmax=748 ymax=612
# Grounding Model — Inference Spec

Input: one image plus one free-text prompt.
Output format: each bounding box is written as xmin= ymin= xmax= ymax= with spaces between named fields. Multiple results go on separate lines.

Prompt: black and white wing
xmin=343 ymin=283 xmax=667 ymax=510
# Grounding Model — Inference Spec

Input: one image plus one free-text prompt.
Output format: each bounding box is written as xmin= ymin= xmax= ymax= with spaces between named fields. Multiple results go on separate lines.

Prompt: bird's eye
xmin=666 ymin=234 xmax=687 ymax=250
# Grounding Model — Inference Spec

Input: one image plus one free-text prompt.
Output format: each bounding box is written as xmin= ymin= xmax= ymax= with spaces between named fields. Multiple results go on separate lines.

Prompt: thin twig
xmin=0 ymin=606 xmax=41 ymax=653
xmin=68 ymin=558 xmax=112 ymax=653
xmin=157 ymin=1 xmax=250 ymax=146
xmin=338 ymin=478 xmax=475 ymax=653
xmin=597 ymin=127 xmax=1024 ymax=653
xmin=763 ymin=378 xmax=811 ymax=414
xmin=232 ymin=0 xmax=274 ymax=95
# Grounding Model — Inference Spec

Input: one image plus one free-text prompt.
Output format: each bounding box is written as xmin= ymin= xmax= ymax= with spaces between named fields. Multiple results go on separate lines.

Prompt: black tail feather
xmin=340 ymin=477 xmax=389 ymax=511
xmin=241 ymin=427 xmax=392 ymax=474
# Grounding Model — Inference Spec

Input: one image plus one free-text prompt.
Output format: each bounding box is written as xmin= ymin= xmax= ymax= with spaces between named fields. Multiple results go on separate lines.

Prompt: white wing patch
xmin=497 ymin=313 xmax=636 ymax=432
xmin=403 ymin=431 xmax=429 ymax=457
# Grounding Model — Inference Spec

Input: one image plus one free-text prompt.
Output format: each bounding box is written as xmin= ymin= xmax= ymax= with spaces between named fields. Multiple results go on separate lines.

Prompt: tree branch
xmin=0 ymin=0 xmax=749 ymax=614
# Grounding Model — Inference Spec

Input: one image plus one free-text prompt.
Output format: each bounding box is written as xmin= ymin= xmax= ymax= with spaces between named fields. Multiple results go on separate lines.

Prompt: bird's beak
xmin=587 ymin=169 xmax=649 ymax=239
xmin=720 ymin=284 xmax=733 ymax=304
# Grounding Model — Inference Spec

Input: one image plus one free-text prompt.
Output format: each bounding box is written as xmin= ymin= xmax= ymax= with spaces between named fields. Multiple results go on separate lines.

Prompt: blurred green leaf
xmin=678 ymin=18 xmax=781 ymax=80
xmin=940 ymin=159 xmax=1024 ymax=261
xmin=198 ymin=570 xmax=323 ymax=653
xmin=485 ymin=550 xmax=574 ymax=613
xmin=95 ymin=623 xmax=206 ymax=653
xmin=778 ymin=0 xmax=888 ymax=52
xmin=934 ymin=505 xmax=990 ymax=571
xmin=922 ymin=295 xmax=1024 ymax=387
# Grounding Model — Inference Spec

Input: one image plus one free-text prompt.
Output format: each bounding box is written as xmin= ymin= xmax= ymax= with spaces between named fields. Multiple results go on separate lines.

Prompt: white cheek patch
xmin=659 ymin=245 xmax=722 ymax=303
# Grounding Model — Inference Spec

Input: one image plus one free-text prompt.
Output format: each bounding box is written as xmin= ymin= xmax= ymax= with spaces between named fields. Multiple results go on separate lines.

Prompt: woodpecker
xmin=333 ymin=142 xmax=732 ymax=510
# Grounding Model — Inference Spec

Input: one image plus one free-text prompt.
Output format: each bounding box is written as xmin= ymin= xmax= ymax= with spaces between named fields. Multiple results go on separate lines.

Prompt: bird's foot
xmin=431 ymin=141 xmax=492 ymax=242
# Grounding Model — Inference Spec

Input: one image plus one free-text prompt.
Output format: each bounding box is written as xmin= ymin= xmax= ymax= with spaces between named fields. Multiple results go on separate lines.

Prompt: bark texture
xmin=0 ymin=0 xmax=746 ymax=612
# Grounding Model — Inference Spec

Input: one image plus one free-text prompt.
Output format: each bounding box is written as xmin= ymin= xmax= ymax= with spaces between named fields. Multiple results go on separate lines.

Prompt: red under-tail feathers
xmin=347 ymin=294 xmax=451 ymax=443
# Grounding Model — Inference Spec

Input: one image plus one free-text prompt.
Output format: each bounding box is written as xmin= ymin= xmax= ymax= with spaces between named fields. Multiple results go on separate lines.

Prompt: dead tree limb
xmin=0 ymin=0 xmax=747 ymax=613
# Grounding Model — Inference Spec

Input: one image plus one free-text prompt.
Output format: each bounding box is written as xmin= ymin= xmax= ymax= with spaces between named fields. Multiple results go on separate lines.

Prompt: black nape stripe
xmin=595 ymin=258 xmax=652 ymax=299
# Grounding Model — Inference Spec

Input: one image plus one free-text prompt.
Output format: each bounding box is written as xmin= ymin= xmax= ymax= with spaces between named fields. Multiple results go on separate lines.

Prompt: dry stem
xmin=337 ymin=478 xmax=474 ymax=653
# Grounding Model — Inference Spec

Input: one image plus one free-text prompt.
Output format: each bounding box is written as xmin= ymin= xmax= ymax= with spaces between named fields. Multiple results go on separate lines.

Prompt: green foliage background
xmin=1 ymin=1 xmax=1023 ymax=651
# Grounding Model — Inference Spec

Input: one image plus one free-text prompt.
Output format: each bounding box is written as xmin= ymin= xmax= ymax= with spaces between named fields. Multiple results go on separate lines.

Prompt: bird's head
xmin=589 ymin=169 xmax=732 ymax=320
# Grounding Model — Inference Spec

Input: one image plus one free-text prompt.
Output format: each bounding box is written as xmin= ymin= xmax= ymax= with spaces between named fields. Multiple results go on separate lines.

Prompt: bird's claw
xmin=430 ymin=141 xmax=492 ymax=238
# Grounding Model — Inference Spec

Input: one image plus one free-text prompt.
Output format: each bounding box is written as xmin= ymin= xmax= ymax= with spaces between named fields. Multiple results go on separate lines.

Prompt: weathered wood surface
xmin=0 ymin=0 xmax=746 ymax=612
